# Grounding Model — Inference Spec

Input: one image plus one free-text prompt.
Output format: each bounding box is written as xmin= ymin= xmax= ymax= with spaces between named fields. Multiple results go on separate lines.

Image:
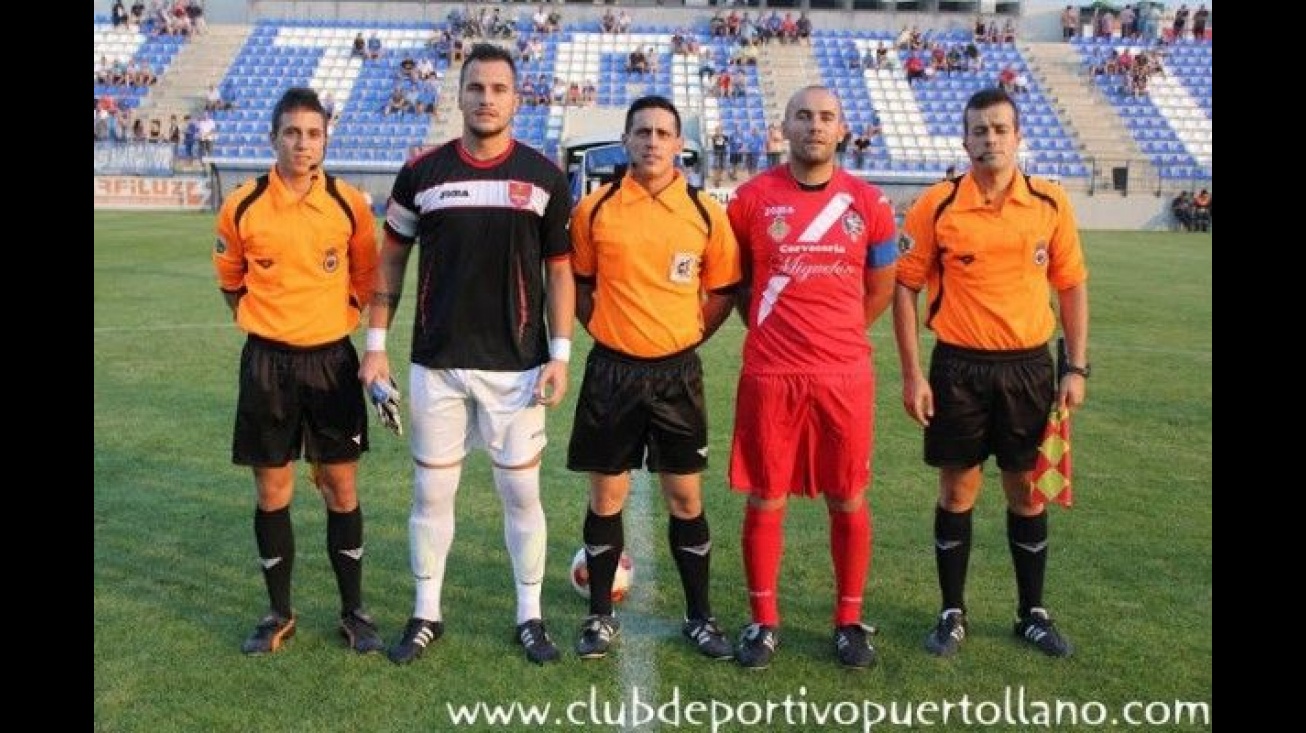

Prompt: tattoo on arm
xmin=371 ymin=291 xmax=401 ymax=308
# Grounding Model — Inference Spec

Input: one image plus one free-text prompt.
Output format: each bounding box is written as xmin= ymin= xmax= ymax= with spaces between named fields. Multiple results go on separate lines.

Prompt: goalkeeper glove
xmin=369 ymin=378 xmax=403 ymax=437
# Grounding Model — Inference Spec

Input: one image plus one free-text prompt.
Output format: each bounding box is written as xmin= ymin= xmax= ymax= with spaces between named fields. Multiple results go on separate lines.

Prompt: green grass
xmin=95 ymin=212 xmax=1211 ymax=732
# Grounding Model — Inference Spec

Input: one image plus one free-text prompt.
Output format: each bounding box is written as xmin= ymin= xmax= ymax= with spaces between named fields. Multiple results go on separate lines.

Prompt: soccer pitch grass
xmin=94 ymin=211 xmax=1211 ymax=733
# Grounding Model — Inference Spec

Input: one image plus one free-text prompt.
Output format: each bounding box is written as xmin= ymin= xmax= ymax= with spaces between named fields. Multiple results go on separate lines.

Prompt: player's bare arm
xmin=358 ymin=232 xmax=413 ymax=387
xmin=700 ymin=287 xmax=738 ymax=342
xmin=892 ymin=282 xmax=933 ymax=427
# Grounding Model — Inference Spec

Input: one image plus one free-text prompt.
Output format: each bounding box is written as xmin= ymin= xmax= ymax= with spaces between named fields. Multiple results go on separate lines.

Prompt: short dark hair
xmin=270 ymin=87 xmax=327 ymax=135
xmin=625 ymin=95 xmax=681 ymax=136
xmin=962 ymin=87 xmax=1020 ymax=134
xmin=461 ymin=43 xmax=518 ymax=87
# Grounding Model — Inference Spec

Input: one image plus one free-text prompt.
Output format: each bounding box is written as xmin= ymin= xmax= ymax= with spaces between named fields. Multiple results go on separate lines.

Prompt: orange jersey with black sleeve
xmin=213 ymin=167 xmax=378 ymax=347
xmin=897 ymin=172 xmax=1086 ymax=350
xmin=570 ymin=171 xmax=741 ymax=358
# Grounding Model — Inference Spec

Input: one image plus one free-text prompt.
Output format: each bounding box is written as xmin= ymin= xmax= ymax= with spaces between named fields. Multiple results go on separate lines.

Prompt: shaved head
xmin=785 ymin=85 xmax=843 ymax=123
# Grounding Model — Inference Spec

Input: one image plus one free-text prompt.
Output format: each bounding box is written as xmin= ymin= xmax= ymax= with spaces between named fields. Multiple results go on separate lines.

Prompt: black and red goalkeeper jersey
xmin=384 ymin=139 xmax=572 ymax=371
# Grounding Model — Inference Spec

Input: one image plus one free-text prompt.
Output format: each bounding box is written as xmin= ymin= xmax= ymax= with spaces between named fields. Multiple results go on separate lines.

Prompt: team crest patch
xmin=1033 ymin=241 xmax=1049 ymax=267
xmin=842 ymin=211 xmax=864 ymax=239
xmin=323 ymin=248 xmax=340 ymax=273
xmin=897 ymin=232 xmax=915 ymax=255
xmin=214 ymin=237 xmax=227 ymax=254
xmin=768 ymin=217 xmax=789 ymax=242
xmin=508 ymin=181 xmax=533 ymax=208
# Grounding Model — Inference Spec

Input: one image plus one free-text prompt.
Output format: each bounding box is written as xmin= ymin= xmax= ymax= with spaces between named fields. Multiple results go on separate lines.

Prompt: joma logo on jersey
xmin=765 ymin=206 xmax=795 ymax=217
xmin=439 ymin=189 xmax=470 ymax=199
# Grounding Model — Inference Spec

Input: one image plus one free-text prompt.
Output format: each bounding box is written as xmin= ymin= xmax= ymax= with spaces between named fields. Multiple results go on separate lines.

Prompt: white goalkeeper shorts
xmin=408 ymin=365 xmax=547 ymax=467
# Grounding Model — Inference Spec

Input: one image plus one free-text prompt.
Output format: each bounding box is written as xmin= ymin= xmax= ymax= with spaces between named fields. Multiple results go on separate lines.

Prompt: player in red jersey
xmin=725 ymin=85 xmax=898 ymax=670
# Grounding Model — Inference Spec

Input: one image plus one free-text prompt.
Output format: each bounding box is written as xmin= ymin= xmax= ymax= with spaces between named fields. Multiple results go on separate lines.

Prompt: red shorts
xmin=728 ymin=372 xmax=874 ymax=500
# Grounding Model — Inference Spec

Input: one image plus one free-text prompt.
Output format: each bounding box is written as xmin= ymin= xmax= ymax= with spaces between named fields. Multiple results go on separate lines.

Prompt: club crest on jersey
xmin=897 ymin=232 xmax=915 ymax=255
xmin=842 ymin=211 xmax=864 ymax=239
xmin=768 ymin=217 xmax=790 ymax=242
xmin=508 ymin=181 xmax=533 ymax=208
xmin=214 ymin=237 xmax=227 ymax=254
xmin=1033 ymin=241 xmax=1049 ymax=267
xmin=323 ymin=248 xmax=340 ymax=273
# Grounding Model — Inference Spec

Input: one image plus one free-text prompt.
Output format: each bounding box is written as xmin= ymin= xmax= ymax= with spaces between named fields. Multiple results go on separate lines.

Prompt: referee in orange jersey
xmin=567 ymin=96 xmax=741 ymax=662
xmin=213 ymin=87 xmax=383 ymax=657
xmin=893 ymin=88 xmax=1089 ymax=659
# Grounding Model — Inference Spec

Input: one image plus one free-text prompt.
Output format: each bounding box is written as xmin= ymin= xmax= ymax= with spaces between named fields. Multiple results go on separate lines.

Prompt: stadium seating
xmin=1074 ymin=35 xmax=1212 ymax=180
xmin=94 ymin=22 xmax=188 ymax=111
xmin=212 ymin=20 xmax=446 ymax=163
xmin=813 ymin=29 xmax=1088 ymax=179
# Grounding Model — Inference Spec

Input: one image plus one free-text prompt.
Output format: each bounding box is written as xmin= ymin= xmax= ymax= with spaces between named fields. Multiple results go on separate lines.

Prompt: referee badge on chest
xmin=1033 ymin=241 xmax=1049 ymax=267
xmin=768 ymin=216 xmax=789 ymax=242
xmin=669 ymin=252 xmax=696 ymax=284
xmin=323 ymin=247 xmax=340 ymax=273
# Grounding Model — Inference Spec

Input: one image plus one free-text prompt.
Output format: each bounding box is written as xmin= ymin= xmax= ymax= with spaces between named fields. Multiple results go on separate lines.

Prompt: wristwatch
xmin=1064 ymin=363 xmax=1091 ymax=379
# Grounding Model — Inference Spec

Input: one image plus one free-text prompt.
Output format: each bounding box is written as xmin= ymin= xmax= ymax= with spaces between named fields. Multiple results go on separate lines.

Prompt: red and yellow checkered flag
xmin=1031 ymin=407 xmax=1073 ymax=508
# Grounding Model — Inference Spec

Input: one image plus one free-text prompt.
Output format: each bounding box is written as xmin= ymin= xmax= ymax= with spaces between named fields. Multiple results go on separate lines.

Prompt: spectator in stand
xmin=1191 ymin=189 xmax=1211 ymax=231
xmin=710 ymin=127 xmax=729 ymax=186
xmin=166 ymin=113 xmax=181 ymax=150
xmin=964 ymin=40 xmax=982 ymax=72
xmin=1140 ymin=2 xmax=1162 ymax=40
xmin=112 ymin=0 xmax=129 ymax=28
xmin=765 ymin=121 xmax=785 ymax=168
xmin=728 ymin=127 xmax=745 ymax=181
xmin=616 ymin=8 xmax=632 ymax=35
xmin=196 ymin=111 xmax=217 ymax=156
xmin=601 ymin=7 xmax=618 ymax=34
xmin=1173 ymin=4 xmax=1190 ymax=41
xmin=366 ymin=33 xmax=383 ymax=60
xmin=205 ymin=84 xmax=233 ymax=112
xmin=129 ymin=1 xmax=146 ymax=32
xmin=533 ymin=5 xmax=550 ymax=34
xmin=730 ymin=67 xmax=747 ymax=97
xmin=1119 ymin=5 xmax=1136 ymax=39
xmin=1061 ymin=5 xmax=1077 ymax=41
xmin=186 ymin=0 xmax=207 ymax=36
xmin=764 ymin=11 xmax=782 ymax=45
xmin=1095 ymin=9 xmax=1114 ymax=39
xmin=946 ymin=44 xmax=965 ymax=75
xmin=905 ymin=53 xmax=927 ymax=85
xmin=1171 ymin=191 xmax=1193 ymax=231
xmin=148 ymin=117 xmax=163 ymax=144
xmin=1001 ymin=18 xmax=1017 ymax=43
xmin=383 ymin=87 xmax=408 ymax=116
xmin=352 ymin=32 xmax=367 ymax=58
xmin=780 ymin=12 xmax=798 ymax=44
xmin=181 ymin=113 xmax=195 ymax=157
xmin=796 ymin=11 xmax=812 ymax=45
xmin=851 ymin=127 xmax=872 ymax=170
xmin=627 ymin=47 xmax=649 ymax=76
xmin=1192 ymin=4 xmax=1209 ymax=40
xmin=997 ymin=65 xmax=1017 ymax=93
xmin=170 ymin=0 xmax=193 ymax=37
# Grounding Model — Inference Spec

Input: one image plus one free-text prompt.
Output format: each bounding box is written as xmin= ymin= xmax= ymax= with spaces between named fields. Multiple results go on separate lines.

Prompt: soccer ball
xmin=569 ymin=546 xmax=633 ymax=603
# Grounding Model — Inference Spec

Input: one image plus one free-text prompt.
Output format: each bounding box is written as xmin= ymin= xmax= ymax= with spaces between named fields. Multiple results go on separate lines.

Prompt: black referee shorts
xmin=232 ymin=334 xmax=368 ymax=467
xmin=567 ymin=343 xmax=708 ymax=475
xmin=923 ymin=341 xmax=1054 ymax=472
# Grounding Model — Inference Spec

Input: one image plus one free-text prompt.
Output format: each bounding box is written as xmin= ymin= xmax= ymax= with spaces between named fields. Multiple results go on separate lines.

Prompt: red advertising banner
xmin=94 ymin=176 xmax=211 ymax=211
